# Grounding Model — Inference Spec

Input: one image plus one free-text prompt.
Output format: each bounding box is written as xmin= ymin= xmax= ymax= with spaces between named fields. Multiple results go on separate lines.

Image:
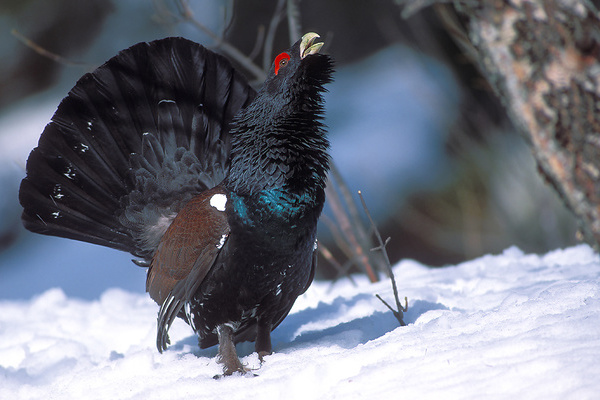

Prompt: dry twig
xmin=174 ymin=0 xmax=266 ymax=81
xmin=263 ymin=0 xmax=287 ymax=70
xmin=359 ymin=191 xmax=407 ymax=326
xmin=324 ymin=175 xmax=378 ymax=283
xmin=11 ymin=29 xmax=88 ymax=68
xmin=286 ymin=0 xmax=302 ymax=44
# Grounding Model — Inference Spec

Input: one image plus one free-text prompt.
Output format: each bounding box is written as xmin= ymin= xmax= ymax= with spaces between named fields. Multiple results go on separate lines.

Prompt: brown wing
xmin=146 ymin=186 xmax=230 ymax=352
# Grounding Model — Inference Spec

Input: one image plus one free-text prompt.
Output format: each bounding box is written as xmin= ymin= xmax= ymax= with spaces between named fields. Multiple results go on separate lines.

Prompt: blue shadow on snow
xmin=168 ymin=295 xmax=447 ymax=358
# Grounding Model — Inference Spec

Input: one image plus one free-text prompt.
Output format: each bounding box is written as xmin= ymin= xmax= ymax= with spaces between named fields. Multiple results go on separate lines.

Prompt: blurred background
xmin=0 ymin=0 xmax=578 ymax=300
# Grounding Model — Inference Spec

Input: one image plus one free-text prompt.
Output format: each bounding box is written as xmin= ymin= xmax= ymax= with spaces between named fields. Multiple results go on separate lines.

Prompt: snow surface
xmin=1 ymin=245 xmax=599 ymax=399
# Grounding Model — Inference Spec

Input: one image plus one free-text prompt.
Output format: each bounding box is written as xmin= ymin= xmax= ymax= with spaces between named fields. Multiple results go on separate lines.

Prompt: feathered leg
xmin=216 ymin=324 xmax=248 ymax=376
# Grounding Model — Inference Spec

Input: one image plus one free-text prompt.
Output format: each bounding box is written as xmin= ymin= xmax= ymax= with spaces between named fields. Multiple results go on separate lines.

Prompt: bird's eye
xmin=274 ymin=52 xmax=291 ymax=75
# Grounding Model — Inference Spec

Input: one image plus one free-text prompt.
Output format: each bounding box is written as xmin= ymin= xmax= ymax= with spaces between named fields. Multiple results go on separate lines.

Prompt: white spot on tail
xmin=52 ymin=185 xmax=64 ymax=200
xmin=216 ymin=234 xmax=228 ymax=249
xmin=185 ymin=302 xmax=195 ymax=331
xmin=210 ymin=193 xmax=227 ymax=212
xmin=63 ymin=165 xmax=75 ymax=180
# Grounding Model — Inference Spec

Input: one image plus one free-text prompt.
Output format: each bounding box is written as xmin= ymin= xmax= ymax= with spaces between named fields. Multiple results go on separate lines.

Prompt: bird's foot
xmin=213 ymin=357 xmax=256 ymax=379
xmin=214 ymin=324 xmax=258 ymax=378
xmin=258 ymin=350 xmax=272 ymax=363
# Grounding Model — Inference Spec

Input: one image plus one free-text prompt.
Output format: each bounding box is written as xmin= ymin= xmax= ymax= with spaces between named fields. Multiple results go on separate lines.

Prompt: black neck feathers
xmin=224 ymin=53 xmax=334 ymax=196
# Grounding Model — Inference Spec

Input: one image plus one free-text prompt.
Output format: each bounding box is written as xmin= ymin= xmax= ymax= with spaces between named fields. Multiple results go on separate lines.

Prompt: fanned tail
xmin=19 ymin=37 xmax=256 ymax=259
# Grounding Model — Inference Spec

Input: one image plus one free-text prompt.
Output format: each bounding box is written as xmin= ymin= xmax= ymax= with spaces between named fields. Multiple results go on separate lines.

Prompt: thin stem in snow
xmin=358 ymin=190 xmax=407 ymax=326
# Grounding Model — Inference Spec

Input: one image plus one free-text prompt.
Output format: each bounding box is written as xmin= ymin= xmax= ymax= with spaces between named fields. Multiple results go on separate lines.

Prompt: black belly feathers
xmin=19 ymin=34 xmax=333 ymax=375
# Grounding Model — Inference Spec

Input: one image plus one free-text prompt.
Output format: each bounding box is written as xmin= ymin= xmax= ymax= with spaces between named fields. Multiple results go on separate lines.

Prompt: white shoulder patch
xmin=210 ymin=193 xmax=227 ymax=212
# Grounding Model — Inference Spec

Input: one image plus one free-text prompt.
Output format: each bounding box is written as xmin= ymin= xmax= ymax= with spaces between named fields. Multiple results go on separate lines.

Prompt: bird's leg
xmin=216 ymin=324 xmax=246 ymax=375
xmin=255 ymin=318 xmax=272 ymax=361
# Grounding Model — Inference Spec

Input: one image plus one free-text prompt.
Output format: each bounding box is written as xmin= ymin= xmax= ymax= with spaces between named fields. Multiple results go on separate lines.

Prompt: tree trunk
xmin=429 ymin=1 xmax=600 ymax=248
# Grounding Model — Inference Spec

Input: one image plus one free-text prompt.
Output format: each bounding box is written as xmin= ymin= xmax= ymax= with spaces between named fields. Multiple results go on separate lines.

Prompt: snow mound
xmin=1 ymin=245 xmax=599 ymax=399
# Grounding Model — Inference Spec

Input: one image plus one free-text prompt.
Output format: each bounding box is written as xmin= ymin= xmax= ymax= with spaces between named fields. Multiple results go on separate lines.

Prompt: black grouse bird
xmin=19 ymin=33 xmax=333 ymax=375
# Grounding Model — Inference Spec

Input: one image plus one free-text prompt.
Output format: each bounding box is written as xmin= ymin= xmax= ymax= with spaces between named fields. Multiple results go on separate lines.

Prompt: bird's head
xmin=262 ymin=32 xmax=333 ymax=100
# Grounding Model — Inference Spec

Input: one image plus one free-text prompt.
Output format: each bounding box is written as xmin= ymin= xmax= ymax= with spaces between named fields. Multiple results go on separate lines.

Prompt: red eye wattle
xmin=274 ymin=52 xmax=291 ymax=75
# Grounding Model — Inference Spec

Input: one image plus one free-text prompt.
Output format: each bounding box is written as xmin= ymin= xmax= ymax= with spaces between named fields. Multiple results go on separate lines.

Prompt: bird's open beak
xmin=300 ymin=32 xmax=324 ymax=59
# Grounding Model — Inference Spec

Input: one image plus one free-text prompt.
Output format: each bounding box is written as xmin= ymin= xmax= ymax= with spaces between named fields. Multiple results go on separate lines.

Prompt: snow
xmin=1 ymin=245 xmax=598 ymax=399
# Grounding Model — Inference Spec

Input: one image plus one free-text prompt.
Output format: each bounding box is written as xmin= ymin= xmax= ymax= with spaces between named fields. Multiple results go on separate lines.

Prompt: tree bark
xmin=433 ymin=1 xmax=600 ymax=248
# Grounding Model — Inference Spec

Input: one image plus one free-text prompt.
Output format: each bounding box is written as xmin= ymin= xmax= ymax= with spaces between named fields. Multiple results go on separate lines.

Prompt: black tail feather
xmin=20 ymin=37 xmax=256 ymax=259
